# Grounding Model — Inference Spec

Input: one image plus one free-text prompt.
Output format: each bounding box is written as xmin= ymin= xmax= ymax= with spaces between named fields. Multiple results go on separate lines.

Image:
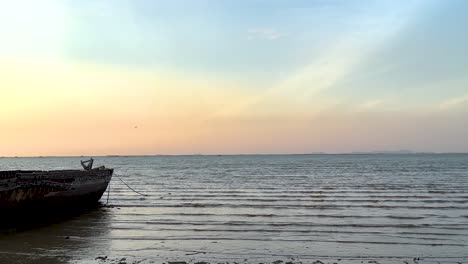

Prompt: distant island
xmin=349 ymin=150 xmax=421 ymax=154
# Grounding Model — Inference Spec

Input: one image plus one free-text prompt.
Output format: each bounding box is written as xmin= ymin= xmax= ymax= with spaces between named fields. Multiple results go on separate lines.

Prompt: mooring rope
xmin=106 ymin=180 xmax=111 ymax=204
xmin=114 ymin=174 xmax=149 ymax=197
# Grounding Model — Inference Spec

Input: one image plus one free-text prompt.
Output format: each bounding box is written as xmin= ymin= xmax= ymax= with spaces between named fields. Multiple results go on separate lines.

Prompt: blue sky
xmin=64 ymin=1 xmax=421 ymax=78
xmin=0 ymin=0 xmax=467 ymax=155
xmin=63 ymin=0 xmax=468 ymax=99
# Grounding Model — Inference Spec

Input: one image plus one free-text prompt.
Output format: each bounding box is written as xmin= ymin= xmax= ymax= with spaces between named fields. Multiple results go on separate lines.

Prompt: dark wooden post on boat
xmin=81 ymin=158 xmax=94 ymax=170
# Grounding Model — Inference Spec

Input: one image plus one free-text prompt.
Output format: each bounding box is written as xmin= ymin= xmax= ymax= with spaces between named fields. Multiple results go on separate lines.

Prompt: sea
xmin=0 ymin=154 xmax=467 ymax=264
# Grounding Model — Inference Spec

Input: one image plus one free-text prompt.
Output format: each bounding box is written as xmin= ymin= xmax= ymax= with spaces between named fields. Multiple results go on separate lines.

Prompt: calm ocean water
xmin=0 ymin=154 xmax=467 ymax=264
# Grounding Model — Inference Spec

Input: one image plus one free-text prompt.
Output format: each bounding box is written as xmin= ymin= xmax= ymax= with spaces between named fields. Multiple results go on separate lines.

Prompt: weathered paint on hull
xmin=0 ymin=169 xmax=113 ymax=211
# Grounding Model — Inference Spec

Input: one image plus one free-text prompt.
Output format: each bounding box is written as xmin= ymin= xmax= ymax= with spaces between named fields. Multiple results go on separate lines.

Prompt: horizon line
xmin=1 ymin=152 xmax=468 ymax=159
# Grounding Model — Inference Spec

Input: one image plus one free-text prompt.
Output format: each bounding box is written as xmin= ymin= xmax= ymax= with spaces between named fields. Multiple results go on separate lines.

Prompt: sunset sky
xmin=1 ymin=0 xmax=467 ymax=156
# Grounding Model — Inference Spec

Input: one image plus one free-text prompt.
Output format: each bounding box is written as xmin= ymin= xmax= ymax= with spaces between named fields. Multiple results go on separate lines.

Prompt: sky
xmin=0 ymin=0 xmax=467 ymax=156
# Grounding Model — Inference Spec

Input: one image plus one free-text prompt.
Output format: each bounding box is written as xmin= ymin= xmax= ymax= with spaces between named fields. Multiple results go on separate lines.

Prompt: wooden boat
xmin=0 ymin=159 xmax=113 ymax=211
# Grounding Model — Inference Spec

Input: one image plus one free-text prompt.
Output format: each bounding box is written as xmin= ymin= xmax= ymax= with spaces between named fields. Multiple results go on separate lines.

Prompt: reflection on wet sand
xmin=0 ymin=204 xmax=112 ymax=264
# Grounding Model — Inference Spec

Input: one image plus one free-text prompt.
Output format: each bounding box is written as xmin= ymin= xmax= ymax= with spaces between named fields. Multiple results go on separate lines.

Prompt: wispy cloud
xmin=204 ymin=1 xmax=429 ymax=123
xmin=247 ymin=28 xmax=284 ymax=40
xmin=439 ymin=94 xmax=468 ymax=110
xmin=354 ymin=99 xmax=386 ymax=112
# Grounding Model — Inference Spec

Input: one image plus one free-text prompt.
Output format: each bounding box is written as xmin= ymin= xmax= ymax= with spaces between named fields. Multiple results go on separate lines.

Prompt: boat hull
xmin=0 ymin=169 xmax=113 ymax=211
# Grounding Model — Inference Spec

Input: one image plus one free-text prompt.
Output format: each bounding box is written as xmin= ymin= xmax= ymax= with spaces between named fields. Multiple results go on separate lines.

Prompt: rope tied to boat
xmin=114 ymin=174 xmax=149 ymax=197
xmin=106 ymin=179 xmax=111 ymax=204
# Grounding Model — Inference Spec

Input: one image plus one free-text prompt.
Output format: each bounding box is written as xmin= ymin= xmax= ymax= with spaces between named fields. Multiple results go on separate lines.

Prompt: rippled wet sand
xmin=0 ymin=155 xmax=467 ymax=263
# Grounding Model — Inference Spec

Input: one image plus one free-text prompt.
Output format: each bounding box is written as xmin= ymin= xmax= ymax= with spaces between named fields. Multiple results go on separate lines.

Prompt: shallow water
xmin=0 ymin=154 xmax=467 ymax=264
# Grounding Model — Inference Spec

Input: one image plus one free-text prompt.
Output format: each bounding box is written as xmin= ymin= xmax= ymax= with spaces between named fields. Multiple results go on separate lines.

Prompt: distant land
xmin=348 ymin=150 xmax=424 ymax=154
xmin=2 ymin=151 xmax=468 ymax=159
